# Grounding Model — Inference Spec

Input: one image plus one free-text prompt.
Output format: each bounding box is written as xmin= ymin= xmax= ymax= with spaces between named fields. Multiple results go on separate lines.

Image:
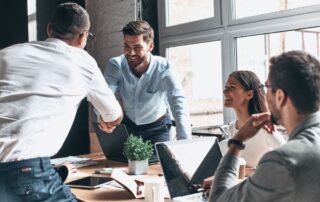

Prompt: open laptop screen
xmin=92 ymin=123 xmax=128 ymax=162
xmin=92 ymin=123 xmax=159 ymax=164
xmin=155 ymin=137 xmax=222 ymax=198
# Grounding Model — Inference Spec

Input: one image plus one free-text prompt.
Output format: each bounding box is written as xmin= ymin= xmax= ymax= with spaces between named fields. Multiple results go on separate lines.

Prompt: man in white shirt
xmin=0 ymin=3 xmax=122 ymax=201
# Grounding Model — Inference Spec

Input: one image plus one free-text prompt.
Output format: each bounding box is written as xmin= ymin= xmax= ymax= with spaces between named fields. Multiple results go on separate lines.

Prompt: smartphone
xmin=67 ymin=176 xmax=113 ymax=189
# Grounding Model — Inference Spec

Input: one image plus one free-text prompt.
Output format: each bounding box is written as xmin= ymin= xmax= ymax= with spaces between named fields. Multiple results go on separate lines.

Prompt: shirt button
xmin=25 ymin=188 xmax=31 ymax=195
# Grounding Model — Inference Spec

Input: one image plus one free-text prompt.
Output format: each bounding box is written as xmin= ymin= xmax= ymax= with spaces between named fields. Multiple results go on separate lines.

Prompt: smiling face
xmin=223 ymin=75 xmax=253 ymax=111
xmin=123 ymin=34 xmax=154 ymax=76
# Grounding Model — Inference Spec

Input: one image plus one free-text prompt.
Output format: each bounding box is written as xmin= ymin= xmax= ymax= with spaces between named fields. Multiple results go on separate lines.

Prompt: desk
xmin=192 ymin=126 xmax=225 ymax=141
xmin=68 ymin=153 xmax=168 ymax=202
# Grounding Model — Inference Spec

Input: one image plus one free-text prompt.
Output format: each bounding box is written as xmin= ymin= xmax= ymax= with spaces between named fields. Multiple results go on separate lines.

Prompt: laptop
xmin=155 ymin=137 xmax=222 ymax=202
xmin=93 ymin=123 xmax=128 ymax=162
xmin=92 ymin=123 xmax=159 ymax=164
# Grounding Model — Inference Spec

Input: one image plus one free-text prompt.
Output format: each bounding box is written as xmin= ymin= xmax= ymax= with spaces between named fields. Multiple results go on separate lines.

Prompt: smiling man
xmin=104 ymin=20 xmax=191 ymax=158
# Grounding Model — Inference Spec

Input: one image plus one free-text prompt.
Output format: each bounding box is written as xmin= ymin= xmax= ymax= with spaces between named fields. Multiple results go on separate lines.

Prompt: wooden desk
xmin=68 ymin=153 xmax=168 ymax=202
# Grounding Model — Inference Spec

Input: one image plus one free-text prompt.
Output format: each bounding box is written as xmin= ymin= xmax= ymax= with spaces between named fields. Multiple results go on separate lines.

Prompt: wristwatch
xmin=228 ymin=139 xmax=245 ymax=150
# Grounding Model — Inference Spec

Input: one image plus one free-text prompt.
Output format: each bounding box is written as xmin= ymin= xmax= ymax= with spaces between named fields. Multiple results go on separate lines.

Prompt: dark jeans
xmin=122 ymin=113 xmax=172 ymax=159
xmin=0 ymin=157 xmax=77 ymax=202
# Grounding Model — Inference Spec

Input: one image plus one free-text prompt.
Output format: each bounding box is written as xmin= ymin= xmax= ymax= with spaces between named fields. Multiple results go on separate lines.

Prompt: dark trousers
xmin=0 ymin=157 xmax=77 ymax=202
xmin=122 ymin=113 xmax=172 ymax=158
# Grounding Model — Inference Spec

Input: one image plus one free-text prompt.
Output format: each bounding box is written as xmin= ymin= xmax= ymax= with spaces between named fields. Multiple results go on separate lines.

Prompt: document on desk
xmin=50 ymin=156 xmax=97 ymax=168
xmin=110 ymin=169 xmax=144 ymax=198
xmin=110 ymin=169 xmax=170 ymax=199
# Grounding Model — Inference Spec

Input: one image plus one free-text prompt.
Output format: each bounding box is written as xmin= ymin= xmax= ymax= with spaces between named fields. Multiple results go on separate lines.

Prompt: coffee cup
xmin=144 ymin=178 xmax=164 ymax=202
xmin=239 ymin=157 xmax=246 ymax=179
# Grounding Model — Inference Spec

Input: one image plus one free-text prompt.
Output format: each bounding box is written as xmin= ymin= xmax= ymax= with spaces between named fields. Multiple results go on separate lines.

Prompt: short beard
xmin=125 ymin=53 xmax=148 ymax=69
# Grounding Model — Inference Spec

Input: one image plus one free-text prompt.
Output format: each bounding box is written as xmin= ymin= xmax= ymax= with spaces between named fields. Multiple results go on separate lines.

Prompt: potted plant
xmin=123 ymin=135 xmax=154 ymax=175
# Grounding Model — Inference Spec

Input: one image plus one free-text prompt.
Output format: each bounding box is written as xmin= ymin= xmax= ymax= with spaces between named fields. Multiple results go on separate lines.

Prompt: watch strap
xmin=228 ymin=139 xmax=245 ymax=150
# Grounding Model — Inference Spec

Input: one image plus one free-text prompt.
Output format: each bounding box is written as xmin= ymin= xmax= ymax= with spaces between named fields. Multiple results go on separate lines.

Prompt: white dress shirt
xmin=0 ymin=38 xmax=122 ymax=162
xmin=228 ymin=121 xmax=286 ymax=167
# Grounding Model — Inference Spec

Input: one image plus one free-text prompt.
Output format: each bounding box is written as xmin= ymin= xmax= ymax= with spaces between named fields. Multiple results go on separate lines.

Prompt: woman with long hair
xmin=223 ymin=70 xmax=285 ymax=168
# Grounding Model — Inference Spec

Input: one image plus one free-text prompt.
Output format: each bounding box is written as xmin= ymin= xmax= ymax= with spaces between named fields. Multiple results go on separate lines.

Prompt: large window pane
xmin=236 ymin=27 xmax=320 ymax=81
xmin=167 ymin=41 xmax=223 ymax=127
xmin=167 ymin=0 xmax=214 ymax=26
xmin=235 ymin=0 xmax=320 ymax=19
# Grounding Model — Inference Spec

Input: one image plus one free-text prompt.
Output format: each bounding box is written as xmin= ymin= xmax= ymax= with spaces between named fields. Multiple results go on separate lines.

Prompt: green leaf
xmin=123 ymin=135 xmax=154 ymax=161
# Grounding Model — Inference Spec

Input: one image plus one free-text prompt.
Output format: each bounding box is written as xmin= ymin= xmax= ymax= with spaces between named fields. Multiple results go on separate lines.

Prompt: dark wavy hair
xmin=230 ymin=70 xmax=268 ymax=115
xmin=122 ymin=20 xmax=154 ymax=43
xmin=269 ymin=50 xmax=320 ymax=113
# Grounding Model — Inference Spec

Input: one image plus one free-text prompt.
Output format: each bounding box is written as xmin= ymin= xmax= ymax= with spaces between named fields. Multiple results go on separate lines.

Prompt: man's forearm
xmin=209 ymin=153 xmax=240 ymax=202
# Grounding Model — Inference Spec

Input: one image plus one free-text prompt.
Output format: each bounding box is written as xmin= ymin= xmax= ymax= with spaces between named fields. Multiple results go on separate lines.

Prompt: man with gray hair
xmin=0 ymin=3 xmax=122 ymax=201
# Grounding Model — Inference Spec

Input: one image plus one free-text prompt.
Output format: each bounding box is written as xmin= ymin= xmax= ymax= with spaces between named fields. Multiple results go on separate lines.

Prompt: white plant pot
xmin=128 ymin=159 xmax=148 ymax=175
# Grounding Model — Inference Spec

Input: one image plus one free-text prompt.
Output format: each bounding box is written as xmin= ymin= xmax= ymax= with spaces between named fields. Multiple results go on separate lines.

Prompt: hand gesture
xmin=98 ymin=115 xmax=123 ymax=133
xmin=234 ymin=112 xmax=274 ymax=142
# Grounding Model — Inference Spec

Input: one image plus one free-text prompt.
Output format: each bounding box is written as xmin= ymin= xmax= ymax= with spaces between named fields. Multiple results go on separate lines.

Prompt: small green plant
xmin=123 ymin=135 xmax=154 ymax=161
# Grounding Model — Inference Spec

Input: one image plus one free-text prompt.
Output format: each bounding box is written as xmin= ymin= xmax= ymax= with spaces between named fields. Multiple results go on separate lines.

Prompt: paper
xmin=110 ymin=169 xmax=144 ymax=198
xmin=51 ymin=156 xmax=97 ymax=168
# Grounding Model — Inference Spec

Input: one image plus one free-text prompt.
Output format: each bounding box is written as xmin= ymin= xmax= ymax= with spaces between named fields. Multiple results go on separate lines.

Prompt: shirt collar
xmin=145 ymin=53 xmax=154 ymax=75
xmin=289 ymin=111 xmax=320 ymax=139
xmin=45 ymin=38 xmax=70 ymax=47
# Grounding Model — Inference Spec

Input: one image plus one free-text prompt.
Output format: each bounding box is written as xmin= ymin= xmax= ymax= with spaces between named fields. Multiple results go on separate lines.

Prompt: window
xmin=234 ymin=0 xmax=320 ymax=19
xmin=168 ymin=41 xmax=223 ymax=127
xmin=167 ymin=0 xmax=214 ymax=26
xmin=158 ymin=1 xmax=320 ymax=125
xmin=158 ymin=0 xmax=220 ymax=37
xmin=237 ymin=27 xmax=320 ymax=82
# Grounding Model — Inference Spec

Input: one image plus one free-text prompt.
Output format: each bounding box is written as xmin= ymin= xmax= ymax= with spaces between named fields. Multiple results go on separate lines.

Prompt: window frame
xmin=158 ymin=0 xmax=221 ymax=37
xmin=158 ymin=0 xmax=320 ymax=125
xmin=229 ymin=1 xmax=320 ymax=24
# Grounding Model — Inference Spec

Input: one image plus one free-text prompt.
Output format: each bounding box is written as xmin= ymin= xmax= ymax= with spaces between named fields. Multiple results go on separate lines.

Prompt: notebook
xmin=92 ymin=123 xmax=159 ymax=164
xmin=155 ymin=137 xmax=222 ymax=201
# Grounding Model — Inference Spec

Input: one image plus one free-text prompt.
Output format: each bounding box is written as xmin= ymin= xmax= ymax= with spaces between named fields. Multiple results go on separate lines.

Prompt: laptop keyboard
xmin=187 ymin=194 xmax=207 ymax=202
xmin=173 ymin=192 xmax=208 ymax=202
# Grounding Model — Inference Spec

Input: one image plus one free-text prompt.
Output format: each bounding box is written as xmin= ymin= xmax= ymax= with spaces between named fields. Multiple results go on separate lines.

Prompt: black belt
xmin=123 ymin=113 xmax=171 ymax=130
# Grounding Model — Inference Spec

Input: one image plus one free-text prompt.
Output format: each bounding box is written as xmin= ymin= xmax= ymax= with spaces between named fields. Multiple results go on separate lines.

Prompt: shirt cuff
xmin=100 ymin=107 xmax=122 ymax=122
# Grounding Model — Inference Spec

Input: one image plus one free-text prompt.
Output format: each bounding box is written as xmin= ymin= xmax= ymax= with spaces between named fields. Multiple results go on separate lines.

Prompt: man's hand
xmin=99 ymin=116 xmax=123 ymax=133
xmin=202 ymin=176 xmax=214 ymax=197
xmin=234 ymin=112 xmax=273 ymax=142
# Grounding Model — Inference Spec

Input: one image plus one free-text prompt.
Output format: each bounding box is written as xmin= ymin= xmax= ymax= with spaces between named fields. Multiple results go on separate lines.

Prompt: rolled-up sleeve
xmin=87 ymin=66 xmax=122 ymax=122
xmin=104 ymin=59 xmax=122 ymax=93
xmin=209 ymin=152 xmax=294 ymax=202
xmin=161 ymin=64 xmax=191 ymax=140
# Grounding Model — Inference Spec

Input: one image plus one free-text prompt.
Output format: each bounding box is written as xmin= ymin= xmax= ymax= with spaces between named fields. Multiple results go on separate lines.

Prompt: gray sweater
xmin=209 ymin=111 xmax=320 ymax=202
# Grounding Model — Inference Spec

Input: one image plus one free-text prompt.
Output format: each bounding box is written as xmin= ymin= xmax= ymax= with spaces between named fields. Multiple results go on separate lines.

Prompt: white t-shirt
xmin=227 ymin=121 xmax=286 ymax=168
xmin=0 ymin=38 xmax=122 ymax=162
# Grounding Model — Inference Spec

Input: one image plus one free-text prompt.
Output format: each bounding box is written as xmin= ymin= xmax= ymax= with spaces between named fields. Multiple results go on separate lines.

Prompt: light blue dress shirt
xmin=104 ymin=54 xmax=191 ymax=140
